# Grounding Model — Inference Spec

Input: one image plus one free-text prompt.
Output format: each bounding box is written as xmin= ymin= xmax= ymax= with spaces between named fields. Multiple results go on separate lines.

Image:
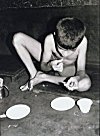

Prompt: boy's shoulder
xmin=44 ymin=33 xmax=55 ymax=46
xmin=78 ymin=36 xmax=87 ymax=50
xmin=45 ymin=33 xmax=54 ymax=40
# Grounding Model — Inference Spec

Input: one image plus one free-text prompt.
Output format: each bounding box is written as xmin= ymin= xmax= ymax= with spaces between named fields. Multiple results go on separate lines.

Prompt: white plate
xmin=51 ymin=97 xmax=75 ymax=111
xmin=6 ymin=104 xmax=30 ymax=120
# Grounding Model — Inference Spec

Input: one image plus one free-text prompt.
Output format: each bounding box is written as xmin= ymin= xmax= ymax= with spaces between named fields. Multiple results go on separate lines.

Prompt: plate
xmin=6 ymin=104 xmax=30 ymax=120
xmin=51 ymin=97 xmax=75 ymax=111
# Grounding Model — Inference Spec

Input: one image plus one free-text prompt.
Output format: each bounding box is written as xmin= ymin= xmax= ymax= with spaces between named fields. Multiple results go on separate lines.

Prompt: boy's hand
xmin=50 ymin=59 xmax=63 ymax=72
xmin=63 ymin=77 xmax=79 ymax=91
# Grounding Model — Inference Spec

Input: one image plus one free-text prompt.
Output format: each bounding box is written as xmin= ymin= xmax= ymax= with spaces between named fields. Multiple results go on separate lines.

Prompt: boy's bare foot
xmin=20 ymin=71 xmax=46 ymax=91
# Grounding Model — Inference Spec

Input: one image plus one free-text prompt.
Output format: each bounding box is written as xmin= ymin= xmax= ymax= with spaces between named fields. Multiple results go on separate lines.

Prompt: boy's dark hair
xmin=55 ymin=17 xmax=86 ymax=49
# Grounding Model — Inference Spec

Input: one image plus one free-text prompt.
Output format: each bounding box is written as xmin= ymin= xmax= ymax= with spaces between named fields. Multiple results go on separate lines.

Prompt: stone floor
xmin=0 ymin=68 xmax=99 ymax=136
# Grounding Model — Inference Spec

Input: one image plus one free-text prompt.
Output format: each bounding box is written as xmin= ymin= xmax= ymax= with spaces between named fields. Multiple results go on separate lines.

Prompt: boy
xmin=12 ymin=17 xmax=91 ymax=92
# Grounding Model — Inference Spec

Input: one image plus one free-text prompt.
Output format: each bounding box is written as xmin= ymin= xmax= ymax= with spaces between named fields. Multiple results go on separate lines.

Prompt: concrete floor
xmin=0 ymin=71 xmax=99 ymax=136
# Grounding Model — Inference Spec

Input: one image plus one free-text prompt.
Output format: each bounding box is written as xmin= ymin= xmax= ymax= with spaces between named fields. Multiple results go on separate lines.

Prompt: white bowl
xmin=51 ymin=97 xmax=75 ymax=111
xmin=77 ymin=98 xmax=93 ymax=113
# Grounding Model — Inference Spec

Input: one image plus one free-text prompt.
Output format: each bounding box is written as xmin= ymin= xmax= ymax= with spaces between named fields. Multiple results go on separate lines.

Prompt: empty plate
xmin=6 ymin=104 xmax=30 ymax=120
xmin=51 ymin=97 xmax=75 ymax=111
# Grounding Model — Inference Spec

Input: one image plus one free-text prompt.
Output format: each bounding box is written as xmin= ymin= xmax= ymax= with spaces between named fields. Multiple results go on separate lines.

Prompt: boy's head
xmin=55 ymin=17 xmax=86 ymax=50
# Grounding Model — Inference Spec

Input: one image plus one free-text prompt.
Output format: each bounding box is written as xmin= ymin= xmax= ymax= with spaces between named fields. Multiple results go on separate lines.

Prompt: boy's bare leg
xmin=22 ymin=65 xmax=75 ymax=91
xmin=29 ymin=71 xmax=91 ymax=92
xmin=19 ymin=71 xmax=67 ymax=91
xmin=78 ymin=74 xmax=91 ymax=92
xmin=13 ymin=32 xmax=41 ymax=79
xmin=13 ymin=32 xmax=43 ymax=90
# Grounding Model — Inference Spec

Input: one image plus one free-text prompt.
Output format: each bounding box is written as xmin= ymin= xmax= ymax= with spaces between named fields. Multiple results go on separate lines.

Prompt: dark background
xmin=0 ymin=0 xmax=99 ymax=66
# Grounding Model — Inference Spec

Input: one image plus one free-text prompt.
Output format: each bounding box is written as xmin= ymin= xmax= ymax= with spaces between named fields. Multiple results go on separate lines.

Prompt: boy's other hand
xmin=51 ymin=59 xmax=63 ymax=72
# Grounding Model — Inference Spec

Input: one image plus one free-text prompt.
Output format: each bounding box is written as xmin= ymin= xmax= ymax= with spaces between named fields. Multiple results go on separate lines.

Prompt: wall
xmin=0 ymin=0 xmax=99 ymax=8
xmin=0 ymin=0 xmax=99 ymax=65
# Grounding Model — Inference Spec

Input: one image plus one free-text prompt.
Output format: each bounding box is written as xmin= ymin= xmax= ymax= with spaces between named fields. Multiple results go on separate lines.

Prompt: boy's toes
xmin=20 ymin=83 xmax=29 ymax=91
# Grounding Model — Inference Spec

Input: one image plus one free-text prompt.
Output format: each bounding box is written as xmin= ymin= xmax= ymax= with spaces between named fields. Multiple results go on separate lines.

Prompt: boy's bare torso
xmin=43 ymin=33 xmax=80 ymax=66
xmin=41 ymin=33 xmax=87 ymax=75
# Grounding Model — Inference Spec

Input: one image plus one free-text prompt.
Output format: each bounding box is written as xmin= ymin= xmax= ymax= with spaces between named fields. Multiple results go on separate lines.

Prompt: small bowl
xmin=77 ymin=98 xmax=93 ymax=113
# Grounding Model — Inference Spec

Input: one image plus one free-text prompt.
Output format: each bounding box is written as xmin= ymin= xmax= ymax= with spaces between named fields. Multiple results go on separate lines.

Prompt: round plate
xmin=6 ymin=104 xmax=30 ymax=120
xmin=51 ymin=97 xmax=75 ymax=111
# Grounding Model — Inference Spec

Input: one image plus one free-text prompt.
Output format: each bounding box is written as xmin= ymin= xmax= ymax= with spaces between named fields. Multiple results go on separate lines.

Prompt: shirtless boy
xmin=12 ymin=17 xmax=91 ymax=92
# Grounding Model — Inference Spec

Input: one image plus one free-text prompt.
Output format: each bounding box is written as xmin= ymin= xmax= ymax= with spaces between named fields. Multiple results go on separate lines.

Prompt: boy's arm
xmin=75 ymin=36 xmax=88 ymax=81
xmin=41 ymin=34 xmax=53 ymax=71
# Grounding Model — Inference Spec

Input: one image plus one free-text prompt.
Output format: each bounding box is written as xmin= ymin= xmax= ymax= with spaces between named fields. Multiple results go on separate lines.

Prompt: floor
xmin=0 ymin=64 xmax=99 ymax=136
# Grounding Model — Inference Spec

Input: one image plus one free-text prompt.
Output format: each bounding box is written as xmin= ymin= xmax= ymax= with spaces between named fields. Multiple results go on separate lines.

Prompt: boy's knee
xmin=78 ymin=77 xmax=91 ymax=92
xmin=12 ymin=32 xmax=24 ymax=46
